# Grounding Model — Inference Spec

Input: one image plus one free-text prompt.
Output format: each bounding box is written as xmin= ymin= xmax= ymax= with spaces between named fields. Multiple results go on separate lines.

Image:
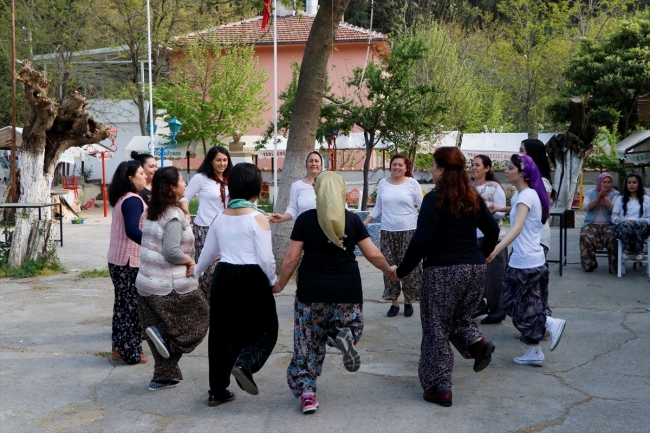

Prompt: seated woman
xmin=195 ymin=163 xmax=278 ymax=407
xmin=579 ymin=173 xmax=620 ymax=273
xmin=135 ymin=167 xmax=209 ymax=391
xmin=274 ymin=171 xmax=395 ymax=414
xmin=612 ymin=173 xmax=650 ymax=261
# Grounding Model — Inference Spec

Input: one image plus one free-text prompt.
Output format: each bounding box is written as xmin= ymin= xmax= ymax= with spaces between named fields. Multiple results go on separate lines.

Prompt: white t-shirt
xmin=368 ymin=177 xmax=423 ymax=231
xmin=285 ymin=179 xmax=316 ymax=219
xmin=611 ymin=195 xmax=650 ymax=223
xmin=181 ymin=173 xmax=229 ymax=227
xmin=475 ymin=182 xmax=506 ymax=239
xmin=509 ymin=188 xmax=546 ymax=269
xmin=194 ymin=211 xmax=277 ymax=285
xmin=511 ymin=177 xmax=552 ymax=249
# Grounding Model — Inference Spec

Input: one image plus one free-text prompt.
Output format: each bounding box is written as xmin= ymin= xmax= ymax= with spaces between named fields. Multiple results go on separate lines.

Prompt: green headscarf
xmin=314 ymin=171 xmax=347 ymax=249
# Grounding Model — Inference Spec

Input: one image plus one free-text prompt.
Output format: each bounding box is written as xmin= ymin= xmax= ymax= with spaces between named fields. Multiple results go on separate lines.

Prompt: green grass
xmin=0 ymin=256 xmax=65 ymax=279
xmin=189 ymin=198 xmax=199 ymax=215
xmin=79 ymin=268 xmax=110 ymax=278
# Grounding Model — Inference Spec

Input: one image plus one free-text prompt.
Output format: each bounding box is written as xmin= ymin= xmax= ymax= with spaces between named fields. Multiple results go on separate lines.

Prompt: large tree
xmin=270 ymin=0 xmax=352 ymax=265
xmin=9 ymin=63 xmax=109 ymax=267
xmin=550 ymin=13 xmax=650 ymax=139
xmin=329 ymin=36 xmax=444 ymax=210
xmin=90 ymin=0 xmax=251 ymax=134
xmin=154 ymin=40 xmax=269 ymax=155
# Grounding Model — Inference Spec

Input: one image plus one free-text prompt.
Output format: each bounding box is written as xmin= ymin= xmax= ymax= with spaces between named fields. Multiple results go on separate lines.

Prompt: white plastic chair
xmin=617 ymin=238 xmax=650 ymax=278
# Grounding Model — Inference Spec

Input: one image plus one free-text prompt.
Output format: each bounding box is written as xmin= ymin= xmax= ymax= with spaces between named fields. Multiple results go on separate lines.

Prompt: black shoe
xmin=423 ymin=388 xmax=452 ymax=407
xmin=404 ymin=304 xmax=414 ymax=317
xmin=387 ymin=305 xmax=400 ymax=317
xmin=208 ymin=389 xmax=236 ymax=407
xmin=480 ymin=316 xmax=505 ymax=325
xmin=469 ymin=337 xmax=495 ymax=373
xmin=231 ymin=365 xmax=259 ymax=395
xmin=472 ymin=299 xmax=488 ymax=318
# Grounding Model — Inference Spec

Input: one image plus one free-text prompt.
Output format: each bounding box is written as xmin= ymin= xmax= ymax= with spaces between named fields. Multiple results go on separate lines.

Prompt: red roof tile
xmin=174 ymin=14 xmax=387 ymax=46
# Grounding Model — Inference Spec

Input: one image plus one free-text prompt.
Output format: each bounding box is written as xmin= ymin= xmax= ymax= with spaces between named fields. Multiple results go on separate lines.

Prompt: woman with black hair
xmin=612 ymin=173 xmax=650 ymax=261
xmin=130 ymin=151 xmax=157 ymax=203
xmin=180 ymin=146 xmax=233 ymax=295
xmin=195 ymin=163 xmax=278 ymax=407
xmin=363 ymin=154 xmax=423 ymax=318
xmin=487 ymin=154 xmax=566 ymax=367
xmin=471 ymin=155 xmax=507 ymax=324
xmin=135 ymin=166 xmax=210 ymax=391
xmin=107 ymin=160 xmax=148 ymax=365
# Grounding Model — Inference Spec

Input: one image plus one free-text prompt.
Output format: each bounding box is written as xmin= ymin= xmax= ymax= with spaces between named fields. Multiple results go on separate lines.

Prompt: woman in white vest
xmin=136 ymin=166 xmax=210 ymax=392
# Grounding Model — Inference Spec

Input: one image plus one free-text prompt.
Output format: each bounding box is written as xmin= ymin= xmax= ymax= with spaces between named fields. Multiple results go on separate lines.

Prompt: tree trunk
xmin=361 ymin=130 xmax=375 ymax=211
xmin=271 ymin=0 xmax=351 ymax=268
xmin=8 ymin=63 xmax=109 ymax=268
xmin=544 ymin=97 xmax=598 ymax=211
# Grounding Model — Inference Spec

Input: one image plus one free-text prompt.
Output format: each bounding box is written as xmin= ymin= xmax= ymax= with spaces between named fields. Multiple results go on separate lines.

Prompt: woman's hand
xmin=186 ymin=262 xmax=196 ymax=277
xmin=388 ymin=265 xmax=400 ymax=282
xmin=486 ymin=251 xmax=496 ymax=264
xmin=269 ymin=213 xmax=283 ymax=223
xmin=272 ymin=282 xmax=283 ymax=293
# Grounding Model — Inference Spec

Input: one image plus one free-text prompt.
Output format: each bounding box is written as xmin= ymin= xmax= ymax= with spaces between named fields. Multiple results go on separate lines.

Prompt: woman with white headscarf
xmin=274 ymin=171 xmax=395 ymax=415
xmin=270 ymin=151 xmax=323 ymax=223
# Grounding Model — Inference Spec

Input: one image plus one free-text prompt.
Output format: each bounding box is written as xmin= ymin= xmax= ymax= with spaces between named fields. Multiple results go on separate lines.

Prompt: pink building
xmin=169 ymin=13 xmax=391 ymax=172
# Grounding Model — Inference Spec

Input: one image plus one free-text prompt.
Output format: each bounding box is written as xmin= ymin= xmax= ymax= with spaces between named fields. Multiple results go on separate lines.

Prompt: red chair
xmin=62 ymin=175 xmax=79 ymax=203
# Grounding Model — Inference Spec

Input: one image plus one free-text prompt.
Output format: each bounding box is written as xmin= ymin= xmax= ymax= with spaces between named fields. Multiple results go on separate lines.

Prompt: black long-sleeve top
xmin=122 ymin=196 xmax=144 ymax=245
xmin=396 ymin=191 xmax=499 ymax=279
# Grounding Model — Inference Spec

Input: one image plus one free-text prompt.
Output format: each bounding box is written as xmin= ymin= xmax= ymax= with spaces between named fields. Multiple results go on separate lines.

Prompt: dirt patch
xmin=78 ymin=316 xmax=112 ymax=326
xmin=30 ymin=402 xmax=104 ymax=432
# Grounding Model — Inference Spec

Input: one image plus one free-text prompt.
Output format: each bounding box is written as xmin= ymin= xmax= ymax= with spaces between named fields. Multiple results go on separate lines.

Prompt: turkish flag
xmin=261 ymin=0 xmax=272 ymax=30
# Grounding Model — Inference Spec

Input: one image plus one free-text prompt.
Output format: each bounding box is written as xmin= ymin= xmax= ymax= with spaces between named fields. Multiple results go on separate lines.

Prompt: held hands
xmin=269 ymin=213 xmax=283 ymax=224
xmin=272 ymin=281 xmax=283 ymax=293
xmin=387 ymin=265 xmax=400 ymax=282
xmin=486 ymin=251 xmax=496 ymax=264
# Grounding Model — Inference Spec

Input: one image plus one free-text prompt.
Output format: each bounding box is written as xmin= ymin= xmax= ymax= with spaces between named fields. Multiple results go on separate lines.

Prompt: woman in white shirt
xmin=363 ymin=154 xmax=423 ymax=318
xmin=194 ymin=163 xmax=277 ymax=408
xmin=181 ymin=146 xmax=232 ymax=295
xmin=487 ymin=154 xmax=566 ymax=367
xmin=270 ymin=151 xmax=322 ymax=223
xmin=471 ymin=155 xmax=507 ymax=324
xmin=612 ymin=173 xmax=650 ymax=261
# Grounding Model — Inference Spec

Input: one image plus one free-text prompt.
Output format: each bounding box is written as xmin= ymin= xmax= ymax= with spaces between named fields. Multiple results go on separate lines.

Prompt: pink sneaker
xmin=301 ymin=393 xmax=319 ymax=414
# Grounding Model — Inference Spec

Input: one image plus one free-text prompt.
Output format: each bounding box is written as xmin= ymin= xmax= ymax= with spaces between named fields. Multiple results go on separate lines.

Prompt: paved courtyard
xmin=1 ymin=206 xmax=649 ymax=432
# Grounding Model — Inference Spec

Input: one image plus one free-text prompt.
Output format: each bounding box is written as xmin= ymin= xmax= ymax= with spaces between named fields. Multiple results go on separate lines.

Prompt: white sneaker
xmin=622 ymin=253 xmax=630 ymax=260
xmin=635 ymin=254 xmax=644 ymax=261
xmin=514 ymin=346 xmax=544 ymax=366
xmin=545 ymin=317 xmax=566 ymax=351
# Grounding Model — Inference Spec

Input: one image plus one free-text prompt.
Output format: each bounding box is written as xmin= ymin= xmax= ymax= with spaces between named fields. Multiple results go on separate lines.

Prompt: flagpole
xmin=146 ymin=0 xmax=156 ymax=165
xmin=272 ymin=0 xmax=278 ymax=204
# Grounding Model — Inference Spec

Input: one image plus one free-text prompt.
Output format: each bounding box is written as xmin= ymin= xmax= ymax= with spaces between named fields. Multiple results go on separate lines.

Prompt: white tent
xmin=460 ymin=133 xmax=527 ymax=161
xmin=616 ymin=130 xmax=650 ymax=166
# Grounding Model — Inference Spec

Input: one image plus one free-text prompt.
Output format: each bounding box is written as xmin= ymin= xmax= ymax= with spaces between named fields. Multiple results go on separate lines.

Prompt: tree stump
xmin=545 ymin=97 xmax=598 ymax=212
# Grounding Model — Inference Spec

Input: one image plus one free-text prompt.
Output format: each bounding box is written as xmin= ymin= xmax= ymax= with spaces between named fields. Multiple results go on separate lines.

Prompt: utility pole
xmin=10 ymin=0 xmax=18 ymax=203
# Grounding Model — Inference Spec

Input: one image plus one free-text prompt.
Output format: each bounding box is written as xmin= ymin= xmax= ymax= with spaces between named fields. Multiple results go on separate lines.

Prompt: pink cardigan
xmin=107 ymin=192 xmax=146 ymax=267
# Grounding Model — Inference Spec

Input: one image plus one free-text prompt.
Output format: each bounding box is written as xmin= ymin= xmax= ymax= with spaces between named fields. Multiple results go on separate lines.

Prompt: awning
xmin=0 ymin=126 xmax=23 ymax=150
xmin=616 ymin=130 xmax=650 ymax=165
xmin=85 ymin=143 xmax=114 ymax=160
xmin=460 ymin=133 xmax=527 ymax=161
xmin=124 ymin=136 xmax=192 ymax=160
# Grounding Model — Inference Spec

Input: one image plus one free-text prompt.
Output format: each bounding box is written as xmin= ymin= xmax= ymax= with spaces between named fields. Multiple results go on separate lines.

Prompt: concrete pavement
xmin=1 ymin=205 xmax=649 ymax=432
